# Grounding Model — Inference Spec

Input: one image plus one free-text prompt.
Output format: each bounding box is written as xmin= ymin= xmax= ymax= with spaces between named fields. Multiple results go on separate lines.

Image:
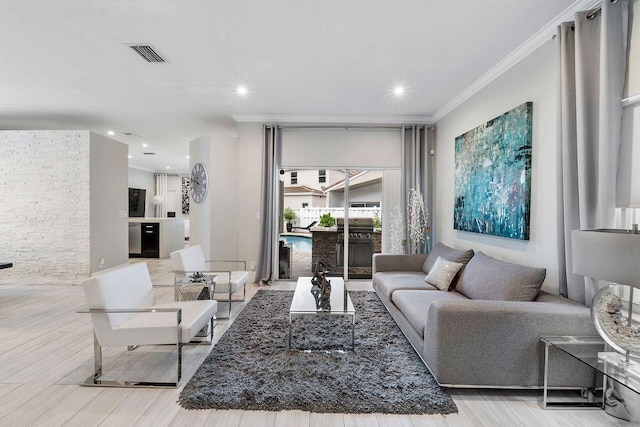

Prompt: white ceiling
xmin=0 ymin=0 xmax=587 ymax=173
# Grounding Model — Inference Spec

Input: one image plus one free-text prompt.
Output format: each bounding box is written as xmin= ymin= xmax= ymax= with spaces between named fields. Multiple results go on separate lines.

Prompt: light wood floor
xmin=0 ymin=258 xmax=627 ymax=426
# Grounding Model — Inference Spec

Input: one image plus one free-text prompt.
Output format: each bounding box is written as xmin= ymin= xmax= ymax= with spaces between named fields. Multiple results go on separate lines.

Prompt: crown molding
xmin=233 ymin=114 xmax=434 ymax=125
xmin=432 ymin=0 xmax=599 ymax=123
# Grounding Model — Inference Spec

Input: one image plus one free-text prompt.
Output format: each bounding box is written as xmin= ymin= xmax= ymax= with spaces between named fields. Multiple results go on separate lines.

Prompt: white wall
xmin=348 ymin=182 xmax=382 ymax=205
xmin=190 ymin=133 xmax=239 ymax=260
xmin=236 ymin=123 xmax=265 ymax=280
xmin=0 ymin=130 xmax=127 ymax=285
xmin=434 ymin=40 xmax=560 ymax=292
xmin=190 ymin=136 xmax=213 ymax=257
xmin=284 ymin=194 xmax=325 ymax=209
xmin=90 ymin=132 xmax=129 ymax=272
xmin=128 ymin=167 xmax=154 ymax=218
xmin=210 ymin=134 xmax=239 ymax=260
xmin=167 ymin=174 xmax=189 ymax=219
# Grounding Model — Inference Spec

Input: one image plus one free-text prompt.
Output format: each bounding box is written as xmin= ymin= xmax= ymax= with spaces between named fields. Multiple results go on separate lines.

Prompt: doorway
xmin=278 ymin=168 xmax=399 ymax=281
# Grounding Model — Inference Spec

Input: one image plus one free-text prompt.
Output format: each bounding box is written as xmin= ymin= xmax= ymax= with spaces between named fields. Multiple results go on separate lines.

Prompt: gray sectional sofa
xmin=372 ymin=243 xmax=598 ymax=388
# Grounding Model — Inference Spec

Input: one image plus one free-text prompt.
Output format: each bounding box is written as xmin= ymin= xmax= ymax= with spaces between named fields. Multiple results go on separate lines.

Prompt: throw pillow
xmin=455 ymin=251 xmax=546 ymax=301
xmin=422 ymin=242 xmax=474 ymax=275
xmin=424 ymin=256 xmax=464 ymax=291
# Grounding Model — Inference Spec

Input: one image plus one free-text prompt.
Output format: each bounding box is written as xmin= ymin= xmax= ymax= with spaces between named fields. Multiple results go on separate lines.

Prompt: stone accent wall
xmin=311 ymin=229 xmax=381 ymax=279
xmin=0 ymin=131 xmax=91 ymax=285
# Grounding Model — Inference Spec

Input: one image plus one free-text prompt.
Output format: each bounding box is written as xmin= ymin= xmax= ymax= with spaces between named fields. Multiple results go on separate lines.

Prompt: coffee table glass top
xmin=541 ymin=336 xmax=640 ymax=396
xmin=290 ymin=277 xmax=355 ymax=314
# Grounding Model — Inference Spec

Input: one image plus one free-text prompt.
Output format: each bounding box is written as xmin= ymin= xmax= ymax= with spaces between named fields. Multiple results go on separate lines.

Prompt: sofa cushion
xmin=392 ymin=289 xmax=468 ymax=338
xmin=455 ymin=251 xmax=546 ymax=301
xmin=425 ymin=256 xmax=464 ymax=291
xmin=374 ymin=271 xmax=436 ymax=300
xmin=422 ymin=242 xmax=474 ymax=275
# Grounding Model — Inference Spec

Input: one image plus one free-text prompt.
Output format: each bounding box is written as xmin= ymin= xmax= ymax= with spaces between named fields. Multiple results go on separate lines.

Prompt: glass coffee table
xmin=289 ymin=276 xmax=356 ymax=351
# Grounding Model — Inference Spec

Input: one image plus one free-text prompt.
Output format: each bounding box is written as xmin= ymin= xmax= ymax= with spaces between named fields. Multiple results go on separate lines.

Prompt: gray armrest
xmin=372 ymin=253 xmax=428 ymax=274
xmin=423 ymin=299 xmax=597 ymax=386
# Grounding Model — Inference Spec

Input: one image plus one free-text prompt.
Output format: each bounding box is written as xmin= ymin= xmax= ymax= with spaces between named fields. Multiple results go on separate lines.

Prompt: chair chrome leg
xmin=176 ymin=309 xmax=183 ymax=383
xmin=93 ymin=332 xmax=102 ymax=380
xmin=81 ymin=311 xmax=190 ymax=389
xmin=176 ymin=342 xmax=182 ymax=383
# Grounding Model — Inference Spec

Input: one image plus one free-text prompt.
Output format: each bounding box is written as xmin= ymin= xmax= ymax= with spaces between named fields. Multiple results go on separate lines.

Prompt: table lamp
xmin=572 ymin=228 xmax=640 ymax=367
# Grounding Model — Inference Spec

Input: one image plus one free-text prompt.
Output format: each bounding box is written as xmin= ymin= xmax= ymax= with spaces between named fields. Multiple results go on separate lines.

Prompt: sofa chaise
xmin=372 ymin=243 xmax=598 ymax=388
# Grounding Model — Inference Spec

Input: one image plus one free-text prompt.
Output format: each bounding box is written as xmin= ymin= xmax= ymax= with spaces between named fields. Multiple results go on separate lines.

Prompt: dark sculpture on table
xmin=311 ymin=260 xmax=331 ymax=310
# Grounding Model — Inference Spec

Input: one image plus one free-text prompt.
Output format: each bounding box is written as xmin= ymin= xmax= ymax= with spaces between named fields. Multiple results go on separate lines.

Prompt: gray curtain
xmin=401 ymin=125 xmax=432 ymax=254
xmin=254 ymin=125 xmax=281 ymax=285
xmin=557 ymin=0 xmax=628 ymax=304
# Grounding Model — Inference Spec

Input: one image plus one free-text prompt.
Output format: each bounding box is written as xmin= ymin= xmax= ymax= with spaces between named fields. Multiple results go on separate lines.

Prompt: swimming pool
xmin=280 ymin=235 xmax=312 ymax=253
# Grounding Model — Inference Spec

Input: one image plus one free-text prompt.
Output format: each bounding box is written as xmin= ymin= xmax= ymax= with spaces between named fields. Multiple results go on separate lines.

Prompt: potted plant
xmin=373 ymin=211 xmax=382 ymax=231
xmin=283 ymin=207 xmax=297 ymax=232
xmin=318 ymin=212 xmax=336 ymax=228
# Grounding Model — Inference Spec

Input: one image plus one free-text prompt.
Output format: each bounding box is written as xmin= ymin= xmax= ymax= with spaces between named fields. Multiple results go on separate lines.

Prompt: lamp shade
xmin=150 ymin=194 xmax=164 ymax=206
xmin=572 ymin=229 xmax=640 ymax=287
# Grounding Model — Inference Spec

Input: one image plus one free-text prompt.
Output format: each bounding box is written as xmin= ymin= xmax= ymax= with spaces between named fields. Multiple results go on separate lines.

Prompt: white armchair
xmin=80 ymin=262 xmax=217 ymax=388
xmin=170 ymin=245 xmax=248 ymax=319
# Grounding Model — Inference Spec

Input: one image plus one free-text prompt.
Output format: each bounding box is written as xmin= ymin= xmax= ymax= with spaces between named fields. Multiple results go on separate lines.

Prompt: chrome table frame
xmin=288 ymin=277 xmax=356 ymax=351
xmin=540 ymin=336 xmax=605 ymax=409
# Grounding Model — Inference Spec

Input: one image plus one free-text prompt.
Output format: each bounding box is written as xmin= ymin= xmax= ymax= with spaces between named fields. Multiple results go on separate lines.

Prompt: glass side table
xmin=540 ymin=336 xmax=640 ymax=420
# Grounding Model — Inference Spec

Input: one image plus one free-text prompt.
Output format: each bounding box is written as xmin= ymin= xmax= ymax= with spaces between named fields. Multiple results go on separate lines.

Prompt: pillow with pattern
xmin=424 ymin=256 xmax=464 ymax=291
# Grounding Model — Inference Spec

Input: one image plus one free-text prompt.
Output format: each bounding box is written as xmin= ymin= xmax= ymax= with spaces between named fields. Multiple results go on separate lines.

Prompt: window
xmin=291 ymin=172 xmax=298 ymax=184
xmin=302 ymin=203 xmax=309 ymax=208
xmin=318 ymin=169 xmax=326 ymax=183
xmin=349 ymin=202 xmax=380 ymax=208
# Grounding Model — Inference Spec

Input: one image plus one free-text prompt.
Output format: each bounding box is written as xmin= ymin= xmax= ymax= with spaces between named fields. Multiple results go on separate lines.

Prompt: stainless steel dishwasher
xmin=128 ymin=222 xmax=142 ymax=256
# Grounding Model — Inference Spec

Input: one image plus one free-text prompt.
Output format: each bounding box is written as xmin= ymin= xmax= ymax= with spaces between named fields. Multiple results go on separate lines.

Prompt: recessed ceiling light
xmin=142 ymin=143 xmax=148 ymax=147
xmin=107 ymin=130 xmax=115 ymax=136
xmin=128 ymin=155 xmax=132 ymax=159
xmin=166 ymin=166 xmax=171 ymax=170
xmin=186 ymin=155 xmax=190 ymax=159
xmin=393 ymin=86 xmax=405 ymax=96
xmin=237 ymin=85 xmax=248 ymax=96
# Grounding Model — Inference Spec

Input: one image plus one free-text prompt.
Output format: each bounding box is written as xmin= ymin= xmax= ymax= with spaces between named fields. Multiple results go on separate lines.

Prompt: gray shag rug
xmin=179 ymin=290 xmax=457 ymax=415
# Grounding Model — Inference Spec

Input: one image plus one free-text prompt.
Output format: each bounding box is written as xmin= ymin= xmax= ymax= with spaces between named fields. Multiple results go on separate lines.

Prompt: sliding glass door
xmin=278 ymin=167 xmax=398 ymax=281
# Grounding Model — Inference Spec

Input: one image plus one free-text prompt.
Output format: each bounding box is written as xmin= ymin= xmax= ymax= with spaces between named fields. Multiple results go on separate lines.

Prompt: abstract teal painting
xmin=454 ymin=102 xmax=532 ymax=240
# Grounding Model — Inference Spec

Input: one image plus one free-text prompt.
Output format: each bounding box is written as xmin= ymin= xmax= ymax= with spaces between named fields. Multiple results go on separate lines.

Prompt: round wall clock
xmin=190 ymin=162 xmax=209 ymax=204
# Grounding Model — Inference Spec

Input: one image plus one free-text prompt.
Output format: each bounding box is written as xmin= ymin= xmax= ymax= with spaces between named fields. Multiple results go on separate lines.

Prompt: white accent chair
xmin=80 ymin=262 xmax=217 ymax=388
xmin=170 ymin=245 xmax=248 ymax=319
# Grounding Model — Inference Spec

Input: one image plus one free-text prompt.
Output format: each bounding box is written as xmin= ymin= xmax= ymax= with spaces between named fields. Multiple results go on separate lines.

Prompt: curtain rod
xmin=623 ymin=93 xmax=640 ymax=108
xmin=278 ymin=125 xmax=403 ymax=130
xmin=586 ymin=0 xmax=618 ymax=20
xmin=266 ymin=125 xmax=435 ymax=131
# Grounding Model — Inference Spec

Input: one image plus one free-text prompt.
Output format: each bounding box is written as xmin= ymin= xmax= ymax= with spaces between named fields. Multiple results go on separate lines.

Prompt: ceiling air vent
xmin=127 ymin=44 xmax=166 ymax=63
xmin=143 ymin=152 xmax=156 ymax=155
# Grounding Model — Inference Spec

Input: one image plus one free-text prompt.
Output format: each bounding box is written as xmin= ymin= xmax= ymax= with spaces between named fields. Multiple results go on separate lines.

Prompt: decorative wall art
xmin=454 ymin=102 xmax=532 ymax=240
xmin=182 ymin=177 xmax=190 ymax=214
